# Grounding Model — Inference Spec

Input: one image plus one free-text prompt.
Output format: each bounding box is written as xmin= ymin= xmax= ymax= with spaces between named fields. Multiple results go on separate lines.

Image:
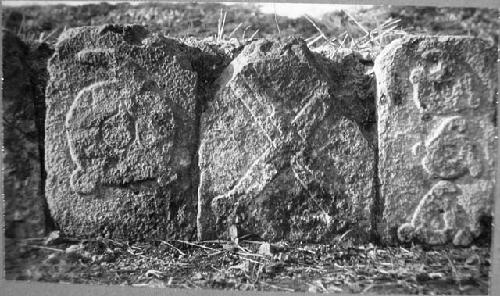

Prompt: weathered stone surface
xmin=3 ymin=30 xmax=53 ymax=238
xmin=181 ymin=37 xmax=240 ymax=112
xmin=198 ymin=38 xmax=376 ymax=243
xmin=45 ymin=25 xmax=199 ymax=240
xmin=374 ymin=36 xmax=497 ymax=245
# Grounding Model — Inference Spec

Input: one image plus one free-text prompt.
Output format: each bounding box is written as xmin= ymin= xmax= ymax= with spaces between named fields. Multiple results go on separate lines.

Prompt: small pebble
xmin=46 ymin=253 xmax=60 ymax=264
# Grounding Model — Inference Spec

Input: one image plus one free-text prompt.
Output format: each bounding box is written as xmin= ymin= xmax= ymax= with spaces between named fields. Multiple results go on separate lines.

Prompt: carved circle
xmin=66 ymin=80 xmax=178 ymax=194
xmin=410 ymin=51 xmax=485 ymax=115
xmin=423 ymin=142 xmax=468 ymax=179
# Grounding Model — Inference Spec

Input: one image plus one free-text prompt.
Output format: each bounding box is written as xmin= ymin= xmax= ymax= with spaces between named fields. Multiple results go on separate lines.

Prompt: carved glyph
xmin=421 ymin=116 xmax=482 ymax=179
xmin=210 ymin=74 xmax=334 ymax=222
xmin=398 ymin=181 xmax=470 ymax=245
xmin=409 ymin=49 xmax=484 ymax=115
xmin=65 ymin=79 xmax=175 ymax=194
xmin=45 ymin=25 xmax=201 ymax=240
xmin=390 ymin=39 xmax=497 ymax=246
xmin=199 ymin=39 xmax=375 ymax=242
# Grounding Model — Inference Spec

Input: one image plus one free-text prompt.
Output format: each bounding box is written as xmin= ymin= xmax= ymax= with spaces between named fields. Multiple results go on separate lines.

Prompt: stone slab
xmin=374 ymin=36 xmax=497 ymax=245
xmin=198 ymin=38 xmax=376 ymax=243
xmin=45 ymin=25 xmax=200 ymax=240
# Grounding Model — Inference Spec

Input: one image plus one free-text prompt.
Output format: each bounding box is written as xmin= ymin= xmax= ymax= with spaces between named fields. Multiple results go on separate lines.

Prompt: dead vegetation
xmin=3 ymin=3 xmax=498 ymax=58
xmin=5 ymin=232 xmax=491 ymax=294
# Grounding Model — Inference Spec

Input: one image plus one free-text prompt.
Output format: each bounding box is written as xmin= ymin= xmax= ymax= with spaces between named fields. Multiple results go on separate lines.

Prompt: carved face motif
xmin=404 ymin=180 xmax=470 ymax=245
xmin=65 ymin=80 xmax=175 ymax=194
xmin=412 ymin=180 xmax=460 ymax=230
xmin=422 ymin=117 xmax=482 ymax=179
xmin=409 ymin=49 xmax=484 ymax=115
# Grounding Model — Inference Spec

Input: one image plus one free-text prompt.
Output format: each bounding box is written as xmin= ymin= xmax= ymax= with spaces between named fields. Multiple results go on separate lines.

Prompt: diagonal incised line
xmin=291 ymin=89 xmax=320 ymax=125
xmin=231 ymin=84 xmax=276 ymax=149
xmin=290 ymin=155 xmax=315 ymax=199
xmin=225 ymin=146 xmax=274 ymax=198
xmin=291 ymin=156 xmax=330 ymax=218
xmin=217 ymin=73 xmax=332 ymax=212
xmin=238 ymin=74 xmax=283 ymax=141
xmin=291 ymin=85 xmax=329 ymax=129
xmin=247 ymin=84 xmax=283 ymax=139
xmin=255 ymin=94 xmax=282 ymax=139
xmin=244 ymin=64 xmax=283 ymax=138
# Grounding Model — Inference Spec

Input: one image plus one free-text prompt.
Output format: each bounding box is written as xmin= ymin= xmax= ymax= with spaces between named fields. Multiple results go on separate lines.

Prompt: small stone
xmin=465 ymin=254 xmax=481 ymax=266
xmin=397 ymin=223 xmax=415 ymax=242
xmin=428 ymin=272 xmax=445 ymax=279
xmin=258 ymin=242 xmax=274 ymax=256
xmin=65 ymin=244 xmax=85 ymax=261
xmin=91 ymin=254 xmax=104 ymax=263
xmin=222 ymin=243 xmax=238 ymax=252
xmin=192 ymin=272 xmax=204 ymax=280
xmin=453 ymin=228 xmax=473 ymax=246
xmin=308 ymin=285 xmax=319 ymax=293
xmin=229 ymin=224 xmax=239 ymax=242
xmin=45 ymin=253 xmax=60 ymax=264
xmin=81 ymin=251 xmax=92 ymax=260
xmin=45 ymin=230 xmax=62 ymax=245
xmin=65 ymin=244 xmax=83 ymax=254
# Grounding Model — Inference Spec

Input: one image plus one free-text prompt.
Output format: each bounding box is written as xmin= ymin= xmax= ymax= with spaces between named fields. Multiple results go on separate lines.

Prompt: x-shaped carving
xmin=211 ymin=71 xmax=334 ymax=225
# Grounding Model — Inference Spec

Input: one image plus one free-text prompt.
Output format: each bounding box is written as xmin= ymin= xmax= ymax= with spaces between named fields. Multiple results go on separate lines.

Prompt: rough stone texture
xmin=181 ymin=37 xmax=241 ymax=113
xmin=312 ymin=46 xmax=377 ymax=137
xmin=198 ymin=38 xmax=376 ymax=243
xmin=3 ymin=30 xmax=53 ymax=238
xmin=374 ymin=36 xmax=497 ymax=245
xmin=45 ymin=25 xmax=200 ymax=240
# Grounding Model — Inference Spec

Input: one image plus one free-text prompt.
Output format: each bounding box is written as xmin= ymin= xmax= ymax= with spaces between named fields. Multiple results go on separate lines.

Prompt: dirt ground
xmin=5 ymin=234 xmax=492 ymax=294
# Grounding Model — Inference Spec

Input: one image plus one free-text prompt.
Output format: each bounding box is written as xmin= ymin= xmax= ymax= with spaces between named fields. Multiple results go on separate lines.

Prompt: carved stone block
xmin=45 ymin=25 xmax=199 ymax=240
xmin=198 ymin=38 xmax=375 ymax=242
xmin=374 ymin=36 xmax=497 ymax=245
